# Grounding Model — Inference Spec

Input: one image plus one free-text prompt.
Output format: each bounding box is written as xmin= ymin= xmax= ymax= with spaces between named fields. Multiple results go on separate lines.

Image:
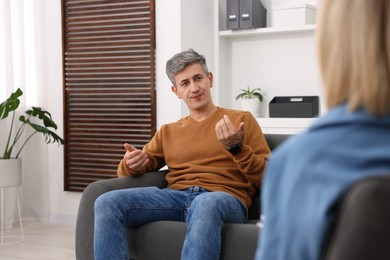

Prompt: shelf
xmin=219 ymin=24 xmax=316 ymax=38
xmin=213 ymin=0 xmax=322 ymax=135
xmin=256 ymin=117 xmax=316 ymax=129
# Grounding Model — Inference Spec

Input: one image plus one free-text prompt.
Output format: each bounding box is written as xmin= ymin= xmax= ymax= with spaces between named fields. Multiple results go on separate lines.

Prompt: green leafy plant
xmin=235 ymin=86 xmax=264 ymax=102
xmin=0 ymin=88 xmax=64 ymax=159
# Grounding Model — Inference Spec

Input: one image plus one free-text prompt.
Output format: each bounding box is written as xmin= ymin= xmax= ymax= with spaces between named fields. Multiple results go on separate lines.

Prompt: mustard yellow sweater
xmin=118 ymin=107 xmax=270 ymax=208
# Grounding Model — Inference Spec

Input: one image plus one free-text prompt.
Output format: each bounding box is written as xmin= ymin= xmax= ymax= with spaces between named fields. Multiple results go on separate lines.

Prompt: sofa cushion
xmin=128 ymin=221 xmax=260 ymax=260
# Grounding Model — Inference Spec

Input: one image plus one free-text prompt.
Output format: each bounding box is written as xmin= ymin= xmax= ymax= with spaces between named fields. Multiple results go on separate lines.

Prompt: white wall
xmin=155 ymin=0 xmax=182 ymax=127
xmin=43 ymin=0 xmax=81 ymax=224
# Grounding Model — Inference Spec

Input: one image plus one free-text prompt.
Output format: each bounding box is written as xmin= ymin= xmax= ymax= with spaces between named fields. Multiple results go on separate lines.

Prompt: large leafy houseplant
xmin=0 ymin=88 xmax=64 ymax=159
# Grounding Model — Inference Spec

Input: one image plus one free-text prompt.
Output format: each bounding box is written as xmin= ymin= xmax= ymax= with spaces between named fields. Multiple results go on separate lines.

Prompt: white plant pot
xmin=0 ymin=159 xmax=22 ymax=188
xmin=0 ymin=159 xmax=22 ymax=231
xmin=239 ymin=98 xmax=262 ymax=117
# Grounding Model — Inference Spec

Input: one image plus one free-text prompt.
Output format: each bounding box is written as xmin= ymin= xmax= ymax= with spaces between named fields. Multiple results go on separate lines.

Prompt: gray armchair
xmin=75 ymin=134 xmax=290 ymax=260
xmin=322 ymin=174 xmax=390 ymax=260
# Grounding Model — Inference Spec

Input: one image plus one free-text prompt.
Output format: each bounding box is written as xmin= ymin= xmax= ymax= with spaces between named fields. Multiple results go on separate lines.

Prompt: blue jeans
xmin=94 ymin=186 xmax=247 ymax=260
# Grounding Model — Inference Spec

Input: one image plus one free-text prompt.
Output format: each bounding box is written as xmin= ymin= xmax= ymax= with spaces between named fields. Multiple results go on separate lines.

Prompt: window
xmin=62 ymin=0 xmax=156 ymax=191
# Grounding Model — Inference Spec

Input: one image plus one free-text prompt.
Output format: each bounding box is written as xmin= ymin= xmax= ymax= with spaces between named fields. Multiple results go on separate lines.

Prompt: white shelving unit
xmin=212 ymin=0 xmax=322 ymax=134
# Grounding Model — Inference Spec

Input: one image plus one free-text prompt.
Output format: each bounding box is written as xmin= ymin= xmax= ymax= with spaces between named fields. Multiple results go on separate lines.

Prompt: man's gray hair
xmin=166 ymin=49 xmax=209 ymax=86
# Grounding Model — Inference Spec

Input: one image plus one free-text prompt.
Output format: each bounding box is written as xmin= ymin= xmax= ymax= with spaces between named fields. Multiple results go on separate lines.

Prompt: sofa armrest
xmin=75 ymin=170 xmax=168 ymax=260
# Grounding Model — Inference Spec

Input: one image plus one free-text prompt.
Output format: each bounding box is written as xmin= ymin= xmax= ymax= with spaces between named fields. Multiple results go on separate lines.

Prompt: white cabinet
xmin=212 ymin=0 xmax=323 ymax=134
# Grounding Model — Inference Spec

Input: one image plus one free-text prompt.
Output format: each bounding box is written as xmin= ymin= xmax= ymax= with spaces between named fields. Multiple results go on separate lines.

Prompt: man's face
xmin=172 ymin=63 xmax=213 ymax=111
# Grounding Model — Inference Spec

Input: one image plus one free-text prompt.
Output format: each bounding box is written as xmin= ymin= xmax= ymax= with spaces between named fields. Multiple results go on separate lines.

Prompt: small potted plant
xmin=235 ymin=86 xmax=264 ymax=117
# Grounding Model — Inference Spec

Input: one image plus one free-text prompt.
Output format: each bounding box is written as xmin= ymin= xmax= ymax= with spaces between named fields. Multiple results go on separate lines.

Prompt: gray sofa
xmin=75 ymin=134 xmax=290 ymax=260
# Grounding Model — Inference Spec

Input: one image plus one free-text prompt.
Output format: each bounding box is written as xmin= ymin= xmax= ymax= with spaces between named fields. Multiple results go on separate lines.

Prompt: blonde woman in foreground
xmin=255 ymin=0 xmax=390 ymax=259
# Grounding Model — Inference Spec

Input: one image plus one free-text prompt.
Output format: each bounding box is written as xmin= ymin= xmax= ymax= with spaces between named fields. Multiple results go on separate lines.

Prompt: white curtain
xmin=1 ymin=0 xmax=51 ymax=224
xmin=0 ymin=0 xmax=39 ymax=102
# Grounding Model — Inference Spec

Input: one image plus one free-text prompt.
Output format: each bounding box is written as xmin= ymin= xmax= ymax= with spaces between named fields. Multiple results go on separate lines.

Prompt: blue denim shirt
xmin=256 ymin=104 xmax=390 ymax=260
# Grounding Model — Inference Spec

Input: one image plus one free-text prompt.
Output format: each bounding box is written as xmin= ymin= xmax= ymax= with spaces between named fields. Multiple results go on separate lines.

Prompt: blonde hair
xmin=317 ymin=0 xmax=390 ymax=116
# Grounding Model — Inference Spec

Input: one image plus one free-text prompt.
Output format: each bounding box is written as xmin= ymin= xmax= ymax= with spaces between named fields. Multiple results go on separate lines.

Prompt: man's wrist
xmin=227 ymin=141 xmax=243 ymax=155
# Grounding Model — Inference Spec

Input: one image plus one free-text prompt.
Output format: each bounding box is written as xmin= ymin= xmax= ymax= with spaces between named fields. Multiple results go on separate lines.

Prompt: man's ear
xmin=171 ymin=86 xmax=181 ymax=99
xmin=208 ymin=72 xmax=214 ymax=87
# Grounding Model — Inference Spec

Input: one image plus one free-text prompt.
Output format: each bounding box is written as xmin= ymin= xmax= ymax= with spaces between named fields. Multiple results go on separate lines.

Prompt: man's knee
xmin=188 ymin=191 xmax=246 ymax=222
xmin=94 ymin=191 xmax=119 ymax=217
xmin=189 ymin=192 xmax=231 ymax=215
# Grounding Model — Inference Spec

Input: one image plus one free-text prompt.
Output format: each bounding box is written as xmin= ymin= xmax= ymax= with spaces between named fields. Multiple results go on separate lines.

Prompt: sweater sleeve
xmin=117 ymin=128 xmax=166 ymax=177
xmin=232 ymin=112 xmax=270 ymax=187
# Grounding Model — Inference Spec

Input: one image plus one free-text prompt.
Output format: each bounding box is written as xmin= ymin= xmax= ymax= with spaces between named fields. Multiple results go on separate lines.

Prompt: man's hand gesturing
xmin=215 ymin=115 xmax=244 ymax=148
xmin=123 ymin=143 xmax=149 ymax=171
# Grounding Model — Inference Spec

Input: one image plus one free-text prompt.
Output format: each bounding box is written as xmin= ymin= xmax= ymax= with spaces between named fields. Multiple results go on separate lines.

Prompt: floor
xmin=0 ymin=221 xmax=75 ymax=260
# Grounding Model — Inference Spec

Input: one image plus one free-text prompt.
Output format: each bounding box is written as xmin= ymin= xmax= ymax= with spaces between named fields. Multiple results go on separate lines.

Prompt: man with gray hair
xmin=94 ymin=49 xmax=269 ymax=260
